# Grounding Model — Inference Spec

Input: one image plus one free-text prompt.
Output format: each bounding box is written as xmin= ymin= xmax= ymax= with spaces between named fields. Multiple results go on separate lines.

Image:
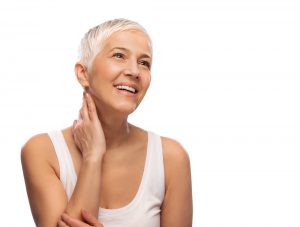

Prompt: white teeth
xmin=116 ymin=85 xmax=136 ymax=93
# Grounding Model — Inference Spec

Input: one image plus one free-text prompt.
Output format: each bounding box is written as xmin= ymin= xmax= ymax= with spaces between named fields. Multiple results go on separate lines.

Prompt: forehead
xmin=102 ymin=30 xmax=152 ymax=57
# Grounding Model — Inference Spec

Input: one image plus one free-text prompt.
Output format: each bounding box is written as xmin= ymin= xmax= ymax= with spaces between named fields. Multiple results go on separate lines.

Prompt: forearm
xmin=65 ymin=157 xmax=102 ymax=220
xmin=62 ymin=91 xmax=105 ymax=221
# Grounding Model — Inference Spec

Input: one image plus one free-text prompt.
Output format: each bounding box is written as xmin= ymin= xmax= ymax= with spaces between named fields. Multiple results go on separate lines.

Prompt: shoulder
xmin=160 ymin=136 xmax=191 ymax=185
xmin=160 ymin=136 xmax=193 ymax=226
xmin=161 ymin=136 xmax=190 ymax=166
xmin=21 ymin=132 xmax=58 ymax=176
xmin=21 ymin=132 xmax=53 ymax=159
xmin=22 ymin=132 xmax=51 ymax=149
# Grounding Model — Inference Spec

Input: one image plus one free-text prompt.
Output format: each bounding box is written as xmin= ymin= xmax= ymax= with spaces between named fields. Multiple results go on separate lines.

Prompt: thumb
xmin=81 ymin=209 xmax=99 ymax=226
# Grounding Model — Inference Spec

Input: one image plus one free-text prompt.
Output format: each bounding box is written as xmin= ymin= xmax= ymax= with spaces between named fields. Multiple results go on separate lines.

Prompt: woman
xmin=21 ymin=18 xmax=193 ymax=227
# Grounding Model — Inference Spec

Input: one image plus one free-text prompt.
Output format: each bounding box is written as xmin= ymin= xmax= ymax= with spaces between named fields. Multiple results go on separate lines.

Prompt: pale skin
xmin=21 ymin=30 xmax=193 ymax=227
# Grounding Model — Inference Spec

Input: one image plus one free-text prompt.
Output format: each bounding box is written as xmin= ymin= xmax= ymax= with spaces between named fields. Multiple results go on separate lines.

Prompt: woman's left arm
xmin=160 ymin=138 xmax=193 ymax=227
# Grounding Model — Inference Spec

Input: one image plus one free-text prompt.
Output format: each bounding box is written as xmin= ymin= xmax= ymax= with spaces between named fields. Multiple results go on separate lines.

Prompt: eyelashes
xmin=112 ymin=52 xmax=125 ymax=59
xmin=112 ymin=52 xmax=151 ymax=70
xmin=139 ymin=60 xmax=151 ymax=69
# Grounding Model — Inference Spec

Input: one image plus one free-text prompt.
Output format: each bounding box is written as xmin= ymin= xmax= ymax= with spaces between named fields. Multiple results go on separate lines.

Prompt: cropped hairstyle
xmin=78 ymin=18 xmax=152 ymax=72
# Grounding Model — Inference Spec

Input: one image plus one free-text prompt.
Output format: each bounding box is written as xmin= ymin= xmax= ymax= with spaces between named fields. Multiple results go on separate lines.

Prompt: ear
xmin=75 ymin=62 xmax=90 ymax=88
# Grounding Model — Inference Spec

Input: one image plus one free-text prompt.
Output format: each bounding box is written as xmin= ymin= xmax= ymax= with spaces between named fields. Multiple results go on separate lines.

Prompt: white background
xmin=0 ymin=0 xmax=300 ymax=226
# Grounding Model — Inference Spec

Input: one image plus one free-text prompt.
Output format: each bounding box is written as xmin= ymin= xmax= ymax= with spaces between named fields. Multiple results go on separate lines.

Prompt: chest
xmin=72 ymin=143 xmax=148 ymax=209
xmin=100 ymin=147 xmax=147 ymax=209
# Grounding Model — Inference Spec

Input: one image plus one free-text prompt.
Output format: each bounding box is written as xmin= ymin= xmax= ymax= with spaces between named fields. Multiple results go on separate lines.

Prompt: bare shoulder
xmin=161 ymin=136 xmax=190 ymax=167
xmin=21 ymin=133 xmax=53 ymax=159
xmin=160 ymin=136 xmax=193 ymax=227
xmin=21 ymin=132 xmax=58 ymax=176
xmin=160 ymin=137 xmax=191 ymax=185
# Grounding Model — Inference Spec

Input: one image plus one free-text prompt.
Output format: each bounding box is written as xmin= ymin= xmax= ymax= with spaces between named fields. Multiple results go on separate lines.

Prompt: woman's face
xmin=87 ymin=30 xmax=152 ymax=115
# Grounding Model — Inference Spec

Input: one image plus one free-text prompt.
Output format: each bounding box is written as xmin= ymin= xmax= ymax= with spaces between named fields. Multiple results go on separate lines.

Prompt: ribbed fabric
xmin=48 ymin=130 xmax=164 ymax=227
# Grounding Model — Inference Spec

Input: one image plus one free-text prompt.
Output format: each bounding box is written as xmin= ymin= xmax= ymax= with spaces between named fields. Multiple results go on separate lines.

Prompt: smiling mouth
xmin=115 ymin=85 xmax=138 ymax=94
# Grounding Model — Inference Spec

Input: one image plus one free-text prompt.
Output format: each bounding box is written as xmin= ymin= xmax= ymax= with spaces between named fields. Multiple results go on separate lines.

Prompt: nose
xmin=123 ymin=59 xmax=140 ymax=79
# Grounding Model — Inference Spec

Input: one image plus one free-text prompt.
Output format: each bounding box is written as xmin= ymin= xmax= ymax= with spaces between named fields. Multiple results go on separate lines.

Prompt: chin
xmin=117 ymin=103 xmax=138 ymax=115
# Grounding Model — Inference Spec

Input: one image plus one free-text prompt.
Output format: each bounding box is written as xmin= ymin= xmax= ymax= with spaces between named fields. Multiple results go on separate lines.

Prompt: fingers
xmin=76 ymin=92 xmax=98 ymax=124
xmin=61 ymin=213 xmax=89 ymax=227
xmin=85 ymin=92 xmax=98 ymax=121
xmin=78 ymin=92 xmax=97 ymax=123
xmin=72 ymin=120 xmax=76 ymax=135
xmin=82 ymin=95 xmax=90 ymax=121
xmin=58 ymin=212 xmax=103 ymax=227
xmin=57 ymin=217 xmax=70 ymax=227
xmin=81 ymin=209 xmax=103 ymax=227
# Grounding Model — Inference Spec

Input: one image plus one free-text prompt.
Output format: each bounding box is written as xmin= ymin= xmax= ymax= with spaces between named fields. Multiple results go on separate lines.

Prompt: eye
xmin=139 ymin=60 xmax=151 ymax=69
xmin=113 ymin=52 xmax=125 ymax=59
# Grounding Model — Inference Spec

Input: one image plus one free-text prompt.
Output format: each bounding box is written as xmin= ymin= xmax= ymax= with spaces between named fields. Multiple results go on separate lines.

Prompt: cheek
xmin=89 ymin=65 xmax=117 ymax=87
xmin=138 ymin=75 xmax=151 ymax=100
xmin=91 ymin=59 xmax=120 ymax=77
xmin=144 ymin=74 xmax=151 ymax=89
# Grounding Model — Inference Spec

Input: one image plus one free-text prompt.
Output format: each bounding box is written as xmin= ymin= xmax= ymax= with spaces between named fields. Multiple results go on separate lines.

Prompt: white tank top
xmin=48 ymin=130 xmax=165 ymax=227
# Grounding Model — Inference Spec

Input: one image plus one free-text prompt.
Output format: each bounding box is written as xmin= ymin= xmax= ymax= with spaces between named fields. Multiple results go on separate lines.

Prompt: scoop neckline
xmin=59 ymin=130 xmax=151 ymax=218
xmin=99 ymin=131 xmax=151 ymax=217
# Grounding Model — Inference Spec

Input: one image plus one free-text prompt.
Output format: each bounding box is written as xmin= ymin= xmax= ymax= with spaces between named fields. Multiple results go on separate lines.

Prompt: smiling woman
xmin=21 ymin=18 xmax=192 ymax=227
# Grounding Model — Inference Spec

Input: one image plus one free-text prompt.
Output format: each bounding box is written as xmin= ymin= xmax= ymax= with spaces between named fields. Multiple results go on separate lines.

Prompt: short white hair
xmin=78 ymin=18 xmax=152 ymax=71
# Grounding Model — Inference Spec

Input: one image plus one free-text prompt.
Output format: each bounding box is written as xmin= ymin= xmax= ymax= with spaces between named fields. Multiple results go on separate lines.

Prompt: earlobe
xmin=75 ymin=62 xmax=90 ymax=88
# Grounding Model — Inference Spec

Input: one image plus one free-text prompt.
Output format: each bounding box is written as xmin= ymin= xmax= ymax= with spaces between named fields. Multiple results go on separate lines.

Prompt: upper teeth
xmin=116 ymin=85 xmax=136 ymax=93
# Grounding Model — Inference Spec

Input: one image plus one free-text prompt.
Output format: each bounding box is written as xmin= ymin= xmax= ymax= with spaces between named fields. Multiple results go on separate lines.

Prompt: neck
xmin=96 ymin=107 xmax=132 ymax=150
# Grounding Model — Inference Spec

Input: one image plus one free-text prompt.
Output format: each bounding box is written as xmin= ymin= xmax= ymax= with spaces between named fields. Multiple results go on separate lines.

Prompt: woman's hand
xmin=73 ymin=92 xmax=106 ymax=161
xmin=58 ymin=209 xmax=104 ymax=227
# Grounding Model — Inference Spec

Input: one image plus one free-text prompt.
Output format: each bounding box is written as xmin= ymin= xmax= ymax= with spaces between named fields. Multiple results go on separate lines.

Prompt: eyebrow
xmin=110 ymin=47 xmax=152 ymax=59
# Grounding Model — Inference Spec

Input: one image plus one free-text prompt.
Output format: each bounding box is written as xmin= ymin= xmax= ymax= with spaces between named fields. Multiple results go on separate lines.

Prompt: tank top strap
xmin=47 ymin=130 xmax=77 ymax=199
xmin=145 ymin=131 xmax=165 ymax=201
